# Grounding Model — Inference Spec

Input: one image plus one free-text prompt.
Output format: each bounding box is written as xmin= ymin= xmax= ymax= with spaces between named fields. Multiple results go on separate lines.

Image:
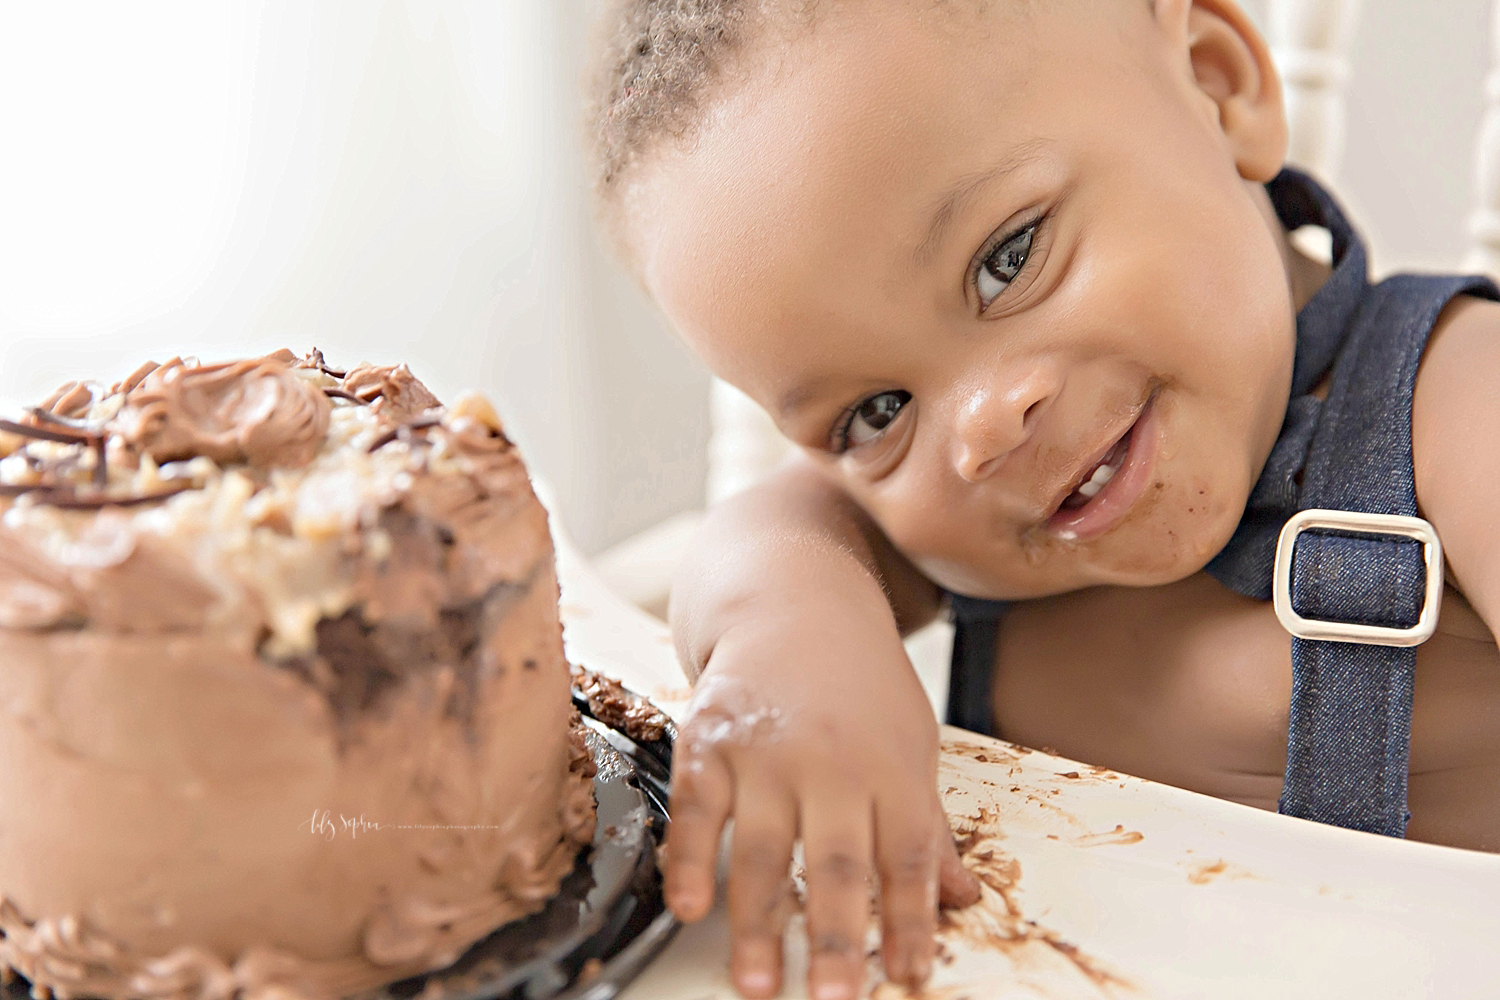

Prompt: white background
xmin=0 ymin=0 xmax=1490 ymax=553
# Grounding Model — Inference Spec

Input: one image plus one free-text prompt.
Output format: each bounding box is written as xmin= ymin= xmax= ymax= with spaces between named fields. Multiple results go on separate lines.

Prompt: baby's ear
xmin=1153 ymin=0 xmax=1289 ymax=182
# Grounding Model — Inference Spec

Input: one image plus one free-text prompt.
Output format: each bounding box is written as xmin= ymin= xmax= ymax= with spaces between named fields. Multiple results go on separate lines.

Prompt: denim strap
xmin=1207 ymin=171 xmax=1498 ymax=835
xmin=946 ymin=593 xmax=1007 ymax=735
xmin=1277 ymin=274 xmax=1491 ymax=835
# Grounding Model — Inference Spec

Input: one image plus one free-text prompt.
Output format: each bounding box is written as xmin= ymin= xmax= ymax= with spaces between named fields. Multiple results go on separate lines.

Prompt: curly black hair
xmin=584 ymin=0 xmax=1019 ymax=263
xmin=584 ymin=1 xmax=829 ymax=258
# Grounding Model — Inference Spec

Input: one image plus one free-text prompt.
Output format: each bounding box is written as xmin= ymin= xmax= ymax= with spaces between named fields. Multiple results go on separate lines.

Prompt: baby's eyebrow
xmin=912 ymin=139 xmax=1051 ymax=267
xmin=777 ymin=376 xmax=834 ymax=421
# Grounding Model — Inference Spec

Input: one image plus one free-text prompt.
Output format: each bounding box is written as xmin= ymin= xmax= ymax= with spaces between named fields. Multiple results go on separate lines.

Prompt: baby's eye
xmin=975 ymin=224 xmax=1036 ymax=309
xmin=835 ymin=390 xmax=911 ymax=452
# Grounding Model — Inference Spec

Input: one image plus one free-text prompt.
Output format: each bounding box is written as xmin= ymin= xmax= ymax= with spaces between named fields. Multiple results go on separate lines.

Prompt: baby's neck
xmin=1253 ymin=181 xmax=1334 ymax=312
xmin=1287 ymin=235 xmax=1334 ymax=312
xmin=1254 ymin=180 xmax=1337 ymax=400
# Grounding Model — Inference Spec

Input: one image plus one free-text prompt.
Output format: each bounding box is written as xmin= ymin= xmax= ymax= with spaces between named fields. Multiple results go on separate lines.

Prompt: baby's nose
xmin=950 ymin=375 xmax=1055 ymax=483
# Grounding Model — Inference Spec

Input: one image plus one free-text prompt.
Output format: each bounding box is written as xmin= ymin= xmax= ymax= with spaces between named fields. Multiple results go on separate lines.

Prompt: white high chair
xmin=555 ymin=3 xmax=1500 ymax=996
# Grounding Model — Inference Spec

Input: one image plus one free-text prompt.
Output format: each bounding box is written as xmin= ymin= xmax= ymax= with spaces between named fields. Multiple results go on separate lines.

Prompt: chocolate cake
xmin=0 ymin=351 xmax=596 ymax=1000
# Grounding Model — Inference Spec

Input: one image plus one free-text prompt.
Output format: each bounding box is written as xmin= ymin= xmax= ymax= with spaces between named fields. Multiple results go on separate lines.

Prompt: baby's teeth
xmin=1075 ymin=462 xmax=1118 ymax=500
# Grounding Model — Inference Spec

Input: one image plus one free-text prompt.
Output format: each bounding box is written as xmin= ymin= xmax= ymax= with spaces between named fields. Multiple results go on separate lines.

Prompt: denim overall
xmin=946 ymin=168 xmax=1499 ymax=837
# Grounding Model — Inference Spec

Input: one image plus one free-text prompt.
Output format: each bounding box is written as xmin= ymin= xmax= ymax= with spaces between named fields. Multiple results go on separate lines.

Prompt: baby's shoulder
xmin=1414 ymin=293 xmax=1500 ymax=486
xmin=1417 ymin=292 xmax=1500 ymax=405
xmin=1414 ymin=294 xmax=1500 ymax=636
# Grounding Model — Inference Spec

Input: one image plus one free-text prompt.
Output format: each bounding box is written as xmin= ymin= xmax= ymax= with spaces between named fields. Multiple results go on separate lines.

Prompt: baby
xmin=586 ymin=1 xmax=1500 ymax=998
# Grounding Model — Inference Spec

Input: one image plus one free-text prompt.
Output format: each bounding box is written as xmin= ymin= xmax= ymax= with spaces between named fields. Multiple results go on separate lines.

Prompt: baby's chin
xmin=917 ymin=511 xmax=1240 ymax=601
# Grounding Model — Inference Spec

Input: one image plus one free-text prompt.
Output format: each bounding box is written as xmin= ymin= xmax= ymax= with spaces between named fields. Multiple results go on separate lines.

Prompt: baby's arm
xmin=665 ymin=456 xmax=980 ymax=1000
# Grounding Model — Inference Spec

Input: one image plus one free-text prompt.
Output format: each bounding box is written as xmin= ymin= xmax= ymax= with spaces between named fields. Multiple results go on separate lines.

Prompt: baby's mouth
xmin=1038 ymin=385 xmax=1163 ymax=543
xmin=1057 ymin=427 xmax=1133 ymax=512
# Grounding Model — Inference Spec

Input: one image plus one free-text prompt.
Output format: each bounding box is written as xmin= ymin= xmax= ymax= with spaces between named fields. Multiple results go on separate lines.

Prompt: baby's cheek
xmin=1109 ymin=474 xmax=1241 ymax=583
xmin=868 ymin=487 xmax=966 ymax=566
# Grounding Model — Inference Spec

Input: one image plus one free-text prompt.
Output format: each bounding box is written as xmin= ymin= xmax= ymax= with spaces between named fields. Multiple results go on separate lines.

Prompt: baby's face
xmin=631 ymin=0 xmax=1297 ymax=599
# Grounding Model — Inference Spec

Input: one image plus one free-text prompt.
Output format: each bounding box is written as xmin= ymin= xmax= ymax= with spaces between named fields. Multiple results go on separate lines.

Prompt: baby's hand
xmin=664 ymin=616 xmax=981 ymax=1000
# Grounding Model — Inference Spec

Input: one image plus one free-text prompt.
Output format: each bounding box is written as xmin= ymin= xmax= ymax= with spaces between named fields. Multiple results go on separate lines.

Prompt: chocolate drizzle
xmin=26 ymin=408 xmax=97 ymax=433
xmin=367 ymin=417 xmax=443 ymax=454
xmin=0 ymin=416 xmax=113 ymax=499
xmin=300 ymin=347 xmax=347 ymax=380
xmin=91 ymin=439 xmax=108 ymax=489
xmin=0 ymin=419 xmax=94 ymax=447
xmin=33 ymin=485 xmax=193 ymax=510
xmin=323 ymin=388 xmax=367 ymax=404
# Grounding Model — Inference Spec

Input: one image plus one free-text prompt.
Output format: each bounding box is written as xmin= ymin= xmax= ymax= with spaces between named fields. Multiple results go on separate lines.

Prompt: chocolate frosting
xmin=0 ymin=353 xmax=596 ymax=1000
xmin=115 ymin=357 xmax=332 ymax=469
xmin=343 ymin=363 xmax=442 ymax=424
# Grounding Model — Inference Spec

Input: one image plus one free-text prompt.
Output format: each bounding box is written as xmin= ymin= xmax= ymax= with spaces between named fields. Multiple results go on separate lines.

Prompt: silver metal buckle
xmin=1272 ymin=509 xmax=1444 ymax=647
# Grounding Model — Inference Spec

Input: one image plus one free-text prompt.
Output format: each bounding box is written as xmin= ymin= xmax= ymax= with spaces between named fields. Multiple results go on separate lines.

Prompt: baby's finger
xmin=727 ymin=783 xmax=797 ymax=999
xmin=664 ymin=743 xmax=733 ymax=922
xmin=873 ymin=800 xmax=941 ymax=989
xmin=801 ymin=799 xmax=875 ymax=1000
xmin=937 ymin=817 xmax=981 ymax=910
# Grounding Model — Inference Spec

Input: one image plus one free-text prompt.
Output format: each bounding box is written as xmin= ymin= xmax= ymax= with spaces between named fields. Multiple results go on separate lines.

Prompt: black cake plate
xmin=2 ymin=691 xmax=677 ymax=1000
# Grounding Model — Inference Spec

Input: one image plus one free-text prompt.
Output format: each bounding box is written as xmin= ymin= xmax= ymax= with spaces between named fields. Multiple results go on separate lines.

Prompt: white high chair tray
xmin=552 ymin=519 xmax=1500 ymax=999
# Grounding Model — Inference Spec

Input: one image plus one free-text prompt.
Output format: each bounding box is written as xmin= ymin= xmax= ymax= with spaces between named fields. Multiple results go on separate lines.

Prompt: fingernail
xmin=738 ymin=969 xmax=774 ymax=996
xmin=814 ymin=982 xmax=854 ymax=1000
xmin=668 ymin=874 xmax=706 ymax=903
xmin=668 ymin=892 xmax=705 ymax=921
